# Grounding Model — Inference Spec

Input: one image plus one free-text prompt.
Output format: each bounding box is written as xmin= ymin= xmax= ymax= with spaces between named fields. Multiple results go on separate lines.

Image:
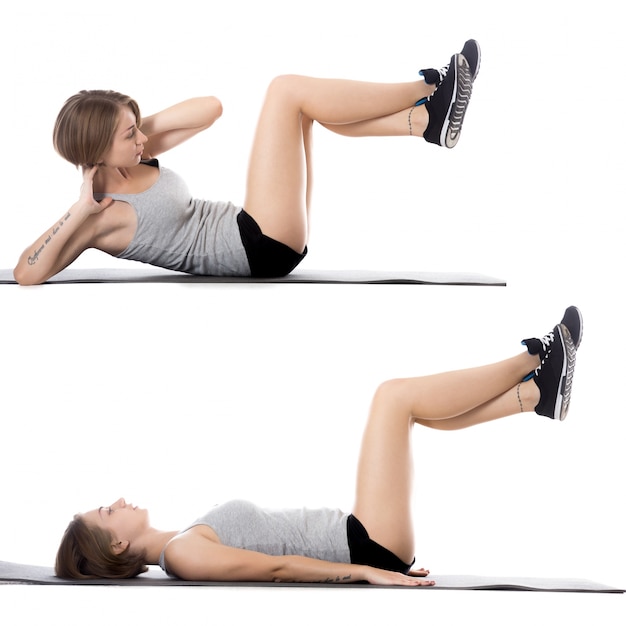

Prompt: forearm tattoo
xmin=273 ymin=574 xmax=353 ymax=584
xmin=28 ymin=212 xmax=71 ymax=265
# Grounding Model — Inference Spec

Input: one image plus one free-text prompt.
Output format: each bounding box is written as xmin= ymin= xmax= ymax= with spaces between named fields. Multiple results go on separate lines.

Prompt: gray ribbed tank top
xmin=95 ymin=160 xmax=250 ymax=276
xmin=159 ymin=500 xmax=350 ymax=575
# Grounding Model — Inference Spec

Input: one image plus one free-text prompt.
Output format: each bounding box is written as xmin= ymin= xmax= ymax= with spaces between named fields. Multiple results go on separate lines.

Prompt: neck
xmin=97 ymin=165 xmax=133 ymax=181
xmin=93 ymin=165 xmax=136 ymax=194
xmin=138 ymin=529 xmax=180 ymax=566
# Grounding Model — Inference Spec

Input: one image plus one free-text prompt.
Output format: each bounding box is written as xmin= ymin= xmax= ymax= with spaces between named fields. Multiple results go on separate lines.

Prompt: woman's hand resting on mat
xmin=362 ymin=566 xmax=435 ymax=586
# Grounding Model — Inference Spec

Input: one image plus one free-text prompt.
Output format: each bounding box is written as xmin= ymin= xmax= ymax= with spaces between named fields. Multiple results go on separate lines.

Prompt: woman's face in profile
xmin=100 ymin=107 xmax=147 ymax=168
xmin=81 ymin=497 xmax=149 ymax=544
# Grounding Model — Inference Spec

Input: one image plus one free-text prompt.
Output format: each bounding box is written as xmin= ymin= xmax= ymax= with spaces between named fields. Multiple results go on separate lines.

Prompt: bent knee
xmin=265 ymin=75 xmax=306 ymax=104
xmin=372 ymin=378 xmax=411 ymax=408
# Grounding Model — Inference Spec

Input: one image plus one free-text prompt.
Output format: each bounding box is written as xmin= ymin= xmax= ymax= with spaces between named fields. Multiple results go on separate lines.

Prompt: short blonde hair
xmin=53 ymin=90 xmax=142 ymax=166
xmin=55 ymin=514 xmax=147 ymax=579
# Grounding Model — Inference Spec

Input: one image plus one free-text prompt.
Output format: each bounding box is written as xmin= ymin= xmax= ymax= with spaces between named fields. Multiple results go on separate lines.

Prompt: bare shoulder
xmin=163 ymin=525 xmax=222 ymax=579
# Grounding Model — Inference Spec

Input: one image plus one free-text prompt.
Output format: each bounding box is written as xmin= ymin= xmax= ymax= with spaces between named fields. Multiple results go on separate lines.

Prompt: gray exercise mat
xmin=1 ymin=562 xmax=621 ymax=592
xmin=0 ymin=267 xmax=506 ymax=285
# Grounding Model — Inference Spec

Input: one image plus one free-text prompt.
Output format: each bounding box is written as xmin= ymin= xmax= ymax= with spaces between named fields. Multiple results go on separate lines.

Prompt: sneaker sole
xmin=555 ymin=324 xmax=577 ymax=420
xmin=435 ymin=55 xmax=459 ymax=147
xmin=444 ymin=55 xmax=473 ymax=148
xmin=461 ymin=39 xmax=481 ymax=81
xmin=561 ymin=306 xmax=583 ymax=349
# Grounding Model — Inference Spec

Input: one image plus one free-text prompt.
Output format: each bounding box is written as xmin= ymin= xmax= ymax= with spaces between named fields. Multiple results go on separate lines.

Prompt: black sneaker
xmin=560 ymin=305 xmax=583 ymax=349
xmin=419 ymin=39 xmax=480 ymax=89
xmin=522 ymin=328 xmax=558 ymax=363
xmin=521 ymin=306 xmax=583 ymax=378
xmin=460 ymin=39 xmax=481 ymax=82
xmin=533 ymin=324 xmax=577 ymax=420
xmin=419 ymin=65 xmax=449 ymax=88
xmin=416 ymin=65 xmax=449 ymax=106
xmin=521 ymin=328 xmax=558 ymax=382
xmin=423 ymin=53 xmax=473 ymax=148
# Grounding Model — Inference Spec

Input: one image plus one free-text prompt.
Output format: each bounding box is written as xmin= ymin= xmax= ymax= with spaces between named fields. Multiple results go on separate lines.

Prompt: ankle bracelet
xmin=408 ymin=106 xmax=417 ymax=136
xmin=516 ymin=383 xmax=524 ymax=413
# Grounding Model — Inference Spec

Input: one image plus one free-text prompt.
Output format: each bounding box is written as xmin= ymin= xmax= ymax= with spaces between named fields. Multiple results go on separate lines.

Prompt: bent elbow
xmin=13 ymin=262 xmax=44 ymax=286
xmin=210 ymin=96 xmax=223 ymax=116
xmin=205 ymin=96 xmax=223 ymax=124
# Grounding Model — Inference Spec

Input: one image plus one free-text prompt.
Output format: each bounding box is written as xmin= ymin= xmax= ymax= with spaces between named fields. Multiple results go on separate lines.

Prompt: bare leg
xmin=414 ymin=379 xmax=539 ymax=430
xmin=352 ymin=351 xmax=540 ymax=564
xmin=319 ymin=107 xmax=429 ymax=138
xmin=243 ymin=75 xmax=435 ymax=252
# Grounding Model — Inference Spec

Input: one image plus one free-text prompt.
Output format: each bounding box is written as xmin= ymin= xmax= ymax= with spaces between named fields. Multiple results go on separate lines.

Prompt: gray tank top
xmin=95 ymin=160 xmax=251 ymax=276
xmin=159 ymin=500 xmax=350 ymax=575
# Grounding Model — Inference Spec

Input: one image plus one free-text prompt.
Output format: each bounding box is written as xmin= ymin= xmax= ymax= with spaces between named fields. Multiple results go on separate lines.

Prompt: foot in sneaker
xmin=422 ymin=53 xmax=473 ymax=148
xmin=415 ymin=65 xmax=449 ymax=106
xmin=521 ymin=328 xmax=557 ymax=382
xmin=419 ymin=65 xmax=449 ymax=87
xmin=533 ymin=324 xmax=577 ymax=420
xmin=522 ymin=328 xmax=557 ymax=363
xmin=460 ymin=39 xmax=481 ymax=82
xmin=521 ymin=306 xmax=583 ymax=379
xmin=418 ymin=38 xmax=480 ymax=92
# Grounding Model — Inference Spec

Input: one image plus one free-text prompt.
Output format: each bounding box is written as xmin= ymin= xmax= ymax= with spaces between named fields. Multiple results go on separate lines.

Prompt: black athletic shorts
xmin=237 ymin=209 xmax=307 ymax=278
xmin=346 ymin=514 xmax=415 ymax=575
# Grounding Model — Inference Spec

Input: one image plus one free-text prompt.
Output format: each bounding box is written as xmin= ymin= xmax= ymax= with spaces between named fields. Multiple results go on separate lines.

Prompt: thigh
xmin=351 ymin=380 xmax=416 ymax=564
xmin=243 ymin=76 xmax=311 ymax=253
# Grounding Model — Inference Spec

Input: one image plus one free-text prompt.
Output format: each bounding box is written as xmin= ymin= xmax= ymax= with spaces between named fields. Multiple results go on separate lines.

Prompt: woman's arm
xmin=140 ymin=96 xmax=223 ymax=158
xmin=164 ymin=534 xmax=434 ymax=586
xmin=13 ymin=167 xmax=113 ymax=286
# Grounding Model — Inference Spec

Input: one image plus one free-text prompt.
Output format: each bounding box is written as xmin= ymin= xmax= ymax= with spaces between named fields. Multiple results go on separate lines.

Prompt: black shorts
xmin=237 ymin=210 xmax=307 ymax=278
xmin=347 ymin=514 xmax=415 ymax=575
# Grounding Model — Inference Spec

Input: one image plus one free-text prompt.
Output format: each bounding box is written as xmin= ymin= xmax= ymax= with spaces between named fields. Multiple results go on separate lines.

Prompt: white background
xmin=1 ymin=0 xmax=624 ymax=623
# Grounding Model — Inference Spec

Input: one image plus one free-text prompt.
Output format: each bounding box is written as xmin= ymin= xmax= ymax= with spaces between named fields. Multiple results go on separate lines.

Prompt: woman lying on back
xmin=55 ymin=306 xmax=582 ymax=585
